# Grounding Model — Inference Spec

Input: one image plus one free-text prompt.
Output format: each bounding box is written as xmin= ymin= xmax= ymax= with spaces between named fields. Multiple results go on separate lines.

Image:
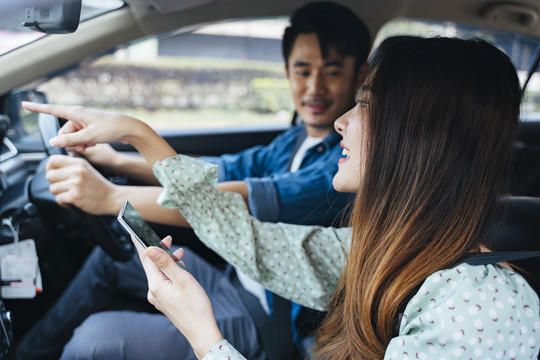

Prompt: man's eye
xmin=296 ymin=71 xmax=310 ymax=77
xmin=325 ymin=71 xmax=341 ymax=77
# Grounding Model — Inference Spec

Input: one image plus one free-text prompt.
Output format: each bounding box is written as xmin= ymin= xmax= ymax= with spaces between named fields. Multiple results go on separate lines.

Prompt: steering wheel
xmin=29 ymin=112 xmax=134 ymax=261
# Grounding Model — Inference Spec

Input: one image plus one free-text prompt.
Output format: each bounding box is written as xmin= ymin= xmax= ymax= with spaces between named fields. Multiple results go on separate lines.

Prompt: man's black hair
xmin=282 ymin=1 xmax=371 ymax=71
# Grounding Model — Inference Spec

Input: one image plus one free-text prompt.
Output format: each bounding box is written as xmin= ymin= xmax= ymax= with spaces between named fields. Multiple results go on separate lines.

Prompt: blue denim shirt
xmin=202 ymin=124 xmax=354 ymax=227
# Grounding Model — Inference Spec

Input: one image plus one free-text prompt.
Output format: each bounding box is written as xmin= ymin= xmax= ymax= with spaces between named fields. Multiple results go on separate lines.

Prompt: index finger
xmin=22 ymin=102 xmax=86 ymax=129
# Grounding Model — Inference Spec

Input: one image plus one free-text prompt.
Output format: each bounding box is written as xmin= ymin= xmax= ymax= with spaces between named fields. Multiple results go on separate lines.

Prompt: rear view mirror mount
xmin=23 ymin=0 xmax=81 ymax=34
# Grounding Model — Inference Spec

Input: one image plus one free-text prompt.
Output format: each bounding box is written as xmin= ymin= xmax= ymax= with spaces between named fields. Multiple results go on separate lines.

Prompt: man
xmin=15 ymin=2 xmax=371 ymax=359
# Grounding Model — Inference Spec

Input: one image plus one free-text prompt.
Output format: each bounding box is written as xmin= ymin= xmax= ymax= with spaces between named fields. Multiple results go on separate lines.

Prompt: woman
xmin=23 ymin=37 xmax=540 ymax=359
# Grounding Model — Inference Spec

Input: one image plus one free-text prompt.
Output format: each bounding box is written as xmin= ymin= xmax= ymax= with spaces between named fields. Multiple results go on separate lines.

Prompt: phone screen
xmin=118 ymin=201 xmax=185 ymax=270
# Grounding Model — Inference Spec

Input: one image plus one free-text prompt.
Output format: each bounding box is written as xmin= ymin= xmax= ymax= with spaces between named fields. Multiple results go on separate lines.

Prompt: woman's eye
xmin=356 ymin=98 xmax=369 ymax=108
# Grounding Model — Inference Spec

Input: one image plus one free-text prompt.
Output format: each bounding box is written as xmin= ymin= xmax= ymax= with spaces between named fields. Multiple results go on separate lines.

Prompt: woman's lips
xmin=339 ymin=142 xmax=350 ymax=165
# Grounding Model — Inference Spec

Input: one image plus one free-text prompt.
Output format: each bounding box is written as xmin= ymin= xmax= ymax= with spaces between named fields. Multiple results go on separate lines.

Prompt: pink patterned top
xmin=153 ymin=154 xmax=540 ymax=360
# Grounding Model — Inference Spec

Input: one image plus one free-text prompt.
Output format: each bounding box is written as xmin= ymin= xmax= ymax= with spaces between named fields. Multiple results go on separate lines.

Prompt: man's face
xmin=286 ymin=33 xmax=363 ymax=138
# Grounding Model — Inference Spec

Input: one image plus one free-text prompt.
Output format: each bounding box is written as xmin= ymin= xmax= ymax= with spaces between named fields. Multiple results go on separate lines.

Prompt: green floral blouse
xmin=153 ymin=155 xmax=540 ymax=360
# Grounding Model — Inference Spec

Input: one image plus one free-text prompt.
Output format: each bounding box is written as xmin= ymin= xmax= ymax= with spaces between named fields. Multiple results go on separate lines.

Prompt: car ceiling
xmin=1 ymin=0 xmax=540 ymax=96
xmin=123 ymin=0 xmax=540 ymax=37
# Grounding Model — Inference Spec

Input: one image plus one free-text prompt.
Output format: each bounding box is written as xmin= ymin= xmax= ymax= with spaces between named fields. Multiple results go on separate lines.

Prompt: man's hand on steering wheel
xmin=45 ymin=155 xmax=119 ymax=216
xmin=29 ymin=111 xmax=134 ymax=261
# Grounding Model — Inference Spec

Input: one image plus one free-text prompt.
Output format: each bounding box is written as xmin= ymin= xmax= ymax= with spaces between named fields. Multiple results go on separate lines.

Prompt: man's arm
xmin=110 ymin=182 xmax=250 ymax=225
xmin=108 ymin=152 xmax=159 ymax=185
xmin=202 ymin=125 xmax=349 ymax=226
xmin=244 ymin=159 xmax=353 ymax=226
xmin=45 ymin=154 xmax=251 ymax=226
xmin=78 ymin=144 xmax=160 ymax=185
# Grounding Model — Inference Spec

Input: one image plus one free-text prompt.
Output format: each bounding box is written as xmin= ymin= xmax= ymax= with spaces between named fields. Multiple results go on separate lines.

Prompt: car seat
xmin=489 ymin=196 xmax=540 ymax=294
xmin=511 ymin=120 xmax=540 ymax=197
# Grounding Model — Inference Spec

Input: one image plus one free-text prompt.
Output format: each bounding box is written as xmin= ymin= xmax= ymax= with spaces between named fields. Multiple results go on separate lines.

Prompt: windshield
xmin=0 ymin=0 xmax=124 ymax=56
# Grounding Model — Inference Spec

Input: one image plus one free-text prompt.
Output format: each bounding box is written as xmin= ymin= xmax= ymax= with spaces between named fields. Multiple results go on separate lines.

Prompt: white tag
xmin=0 ymin=239 xmax=42 ymax=299
xmin=1 ymin=255 xmax=37 ymax=281
xmin=1 ymin=283 xmax=36 ymax=299
xmin=0 ymin=239 xmax=38 ymax=258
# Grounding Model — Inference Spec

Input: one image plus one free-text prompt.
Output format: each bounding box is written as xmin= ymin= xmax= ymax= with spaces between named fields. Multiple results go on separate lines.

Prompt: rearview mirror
xmin=23 ymin=0 xmax=81 ymax=34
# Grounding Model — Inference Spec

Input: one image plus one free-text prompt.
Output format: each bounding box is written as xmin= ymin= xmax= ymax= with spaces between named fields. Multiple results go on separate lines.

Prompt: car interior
xmin=1 ymin=0 xmax=540 ymax=358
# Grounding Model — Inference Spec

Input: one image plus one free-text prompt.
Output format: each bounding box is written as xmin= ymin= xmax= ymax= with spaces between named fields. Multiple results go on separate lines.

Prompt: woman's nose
xmin=334 ymin=109 xmax=350 ymax=134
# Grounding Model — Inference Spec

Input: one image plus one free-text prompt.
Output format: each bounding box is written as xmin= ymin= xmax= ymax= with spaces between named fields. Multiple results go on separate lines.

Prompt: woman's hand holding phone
xmin=135 ymin=237 xmax=224 ymax=359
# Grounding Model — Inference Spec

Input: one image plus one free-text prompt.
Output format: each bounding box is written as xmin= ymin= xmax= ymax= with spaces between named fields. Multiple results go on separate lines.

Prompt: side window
xmin=520 ymin=64 xmax=540 ymax=121
xmin=375 ymin=19 xmax=540 ymax=122
xmin=36 ymin=18 xmax=294 ymax=131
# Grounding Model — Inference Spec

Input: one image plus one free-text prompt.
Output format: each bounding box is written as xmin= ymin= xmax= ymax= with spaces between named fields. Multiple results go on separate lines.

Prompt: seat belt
xmin=465 ymin=251 xmax=540 ymax=265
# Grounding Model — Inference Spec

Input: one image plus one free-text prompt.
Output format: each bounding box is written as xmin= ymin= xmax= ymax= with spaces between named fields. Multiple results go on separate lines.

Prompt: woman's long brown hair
xmin=313 ymin=37 xmax=521 ymax=359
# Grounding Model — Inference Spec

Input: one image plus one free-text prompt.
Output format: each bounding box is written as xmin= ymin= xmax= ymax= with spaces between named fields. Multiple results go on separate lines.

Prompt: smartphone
xmin=117 ymin=200 xmax=186 ymax=270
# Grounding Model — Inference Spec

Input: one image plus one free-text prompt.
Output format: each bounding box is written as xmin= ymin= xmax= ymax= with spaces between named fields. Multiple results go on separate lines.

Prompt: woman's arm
xmin=22 ymin=102 xmax=176 ymax=165
xmin=154 ymin=154 xmax=352 ymax=311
